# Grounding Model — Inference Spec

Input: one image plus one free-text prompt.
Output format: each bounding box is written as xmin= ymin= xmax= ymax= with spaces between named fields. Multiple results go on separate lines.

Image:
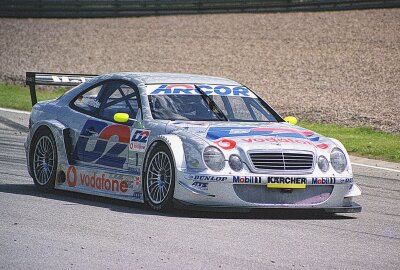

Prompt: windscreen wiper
xmin=194 ymin=85 xmax=228 ymax=121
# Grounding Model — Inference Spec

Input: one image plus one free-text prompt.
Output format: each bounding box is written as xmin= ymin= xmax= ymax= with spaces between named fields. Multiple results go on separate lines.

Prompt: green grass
xmin=0 ymin=83 xmax=399 ymax=162
xmin=0 ymin=83 xmax=67 ymax=111
xmin=300 ymin=122 xmax=400 ymax=162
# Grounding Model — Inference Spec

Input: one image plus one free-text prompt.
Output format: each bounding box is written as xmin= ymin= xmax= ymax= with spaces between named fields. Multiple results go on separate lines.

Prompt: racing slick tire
xmin=143 ymin=143 xmax=175 ymax=211
xmin=30 ymin=127 xmax=58 ymax=190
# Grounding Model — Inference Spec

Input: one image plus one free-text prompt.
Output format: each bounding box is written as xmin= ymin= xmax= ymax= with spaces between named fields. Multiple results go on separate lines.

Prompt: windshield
xmin=147 ymin=84 xmax=279 ymax=122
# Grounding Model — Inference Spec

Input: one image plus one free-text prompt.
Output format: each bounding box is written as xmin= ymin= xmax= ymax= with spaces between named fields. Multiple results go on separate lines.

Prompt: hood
xmin=166 ymin=121 xmax=336 ymax=154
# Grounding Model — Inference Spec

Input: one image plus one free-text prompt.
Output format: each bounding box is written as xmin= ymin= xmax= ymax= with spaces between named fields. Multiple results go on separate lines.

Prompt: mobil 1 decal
xmin=129 ymin=129 xmax=151 ymax=153
xmin=73 ymin=119 xmax=130 ymax=168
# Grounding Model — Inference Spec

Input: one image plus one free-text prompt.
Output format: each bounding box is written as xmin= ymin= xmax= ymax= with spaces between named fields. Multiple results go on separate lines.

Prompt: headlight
xmin=203 ymin=146 xmax=225 ymax=171
xmin=330 ymin=148 xmax=347 ymax=173
xmin=229 ymin=155 xmax=243 ymax=172
xmin=318 ymin=155 xmax=329 ymax=172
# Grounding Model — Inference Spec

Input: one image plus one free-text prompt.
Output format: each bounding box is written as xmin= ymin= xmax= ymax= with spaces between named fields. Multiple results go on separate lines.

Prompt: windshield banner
xmin=146 ymin=84 xmax=257 ymax=98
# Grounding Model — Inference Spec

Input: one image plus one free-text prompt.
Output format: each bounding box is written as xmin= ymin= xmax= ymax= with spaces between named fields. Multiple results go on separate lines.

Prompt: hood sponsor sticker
xmin=229 ymin=129 xmax=251 ymax=135
xmin=315 ymin=143 xmax=329 ymax=150
xmin=214 ymin=138 xmax=237 ymax=150
xmin=206 ymin=126 xmax=321 ymax=141
xmin=171 ymin=121 xmax=209 ymax=134
xmin=205 ymin=126 xmax=331 ymax=150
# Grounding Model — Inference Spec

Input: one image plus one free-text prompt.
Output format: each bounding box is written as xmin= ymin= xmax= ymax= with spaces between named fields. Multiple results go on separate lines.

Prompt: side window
xmin=248 ymin=99 xmax=276 ymax=121
xmin=98 ymin=82 xmax=139 ymax=122
xmin=73 ymin=85 xmax=102 ymax=114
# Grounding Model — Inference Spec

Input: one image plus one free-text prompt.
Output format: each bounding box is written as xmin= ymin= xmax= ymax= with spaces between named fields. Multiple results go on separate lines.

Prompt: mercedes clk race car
xmin=25 ymin=72 xmax=361 ymax=213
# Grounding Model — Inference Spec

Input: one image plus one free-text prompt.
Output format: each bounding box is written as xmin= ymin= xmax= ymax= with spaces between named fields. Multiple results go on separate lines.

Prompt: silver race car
xmin=25 ymin=72 xmax=361 ymax=213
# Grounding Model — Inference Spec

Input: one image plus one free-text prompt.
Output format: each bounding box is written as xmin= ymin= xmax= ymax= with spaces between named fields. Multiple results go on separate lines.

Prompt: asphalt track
xmin=0 ymin=111 xmax=399 ymax=270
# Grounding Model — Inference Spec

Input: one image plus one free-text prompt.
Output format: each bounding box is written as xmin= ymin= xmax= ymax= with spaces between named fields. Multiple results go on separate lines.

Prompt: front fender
xmin=146 ymin=134 xmax=186 ymax=171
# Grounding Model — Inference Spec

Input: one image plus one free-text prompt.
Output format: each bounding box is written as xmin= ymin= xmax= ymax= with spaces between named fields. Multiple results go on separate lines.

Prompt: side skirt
xmin=54 ymin=164 xmax=145 ymax=203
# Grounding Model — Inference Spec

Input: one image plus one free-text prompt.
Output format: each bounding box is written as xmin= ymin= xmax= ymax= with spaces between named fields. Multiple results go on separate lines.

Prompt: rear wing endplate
xmin=26 ymin=72 xmax=97 ymax=106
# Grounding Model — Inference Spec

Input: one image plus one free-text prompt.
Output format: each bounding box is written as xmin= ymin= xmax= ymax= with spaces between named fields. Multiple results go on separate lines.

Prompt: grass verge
xmin=0 ymin=83 xmax=399 ymax=162
xmin=300 ymin=123 xmax=400 ymax=163
xmin=0 ymin=83 xmax=66 ymax=111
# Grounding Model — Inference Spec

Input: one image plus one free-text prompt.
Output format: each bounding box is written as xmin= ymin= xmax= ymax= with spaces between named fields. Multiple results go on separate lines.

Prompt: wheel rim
xmin=146 ymin=152 xmax=172 ymax=204
xmin=33 ymin=136 xmax=55 ymax=185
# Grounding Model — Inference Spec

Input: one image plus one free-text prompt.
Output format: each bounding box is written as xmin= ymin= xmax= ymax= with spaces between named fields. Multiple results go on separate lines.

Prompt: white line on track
xmin=0 ymin=107 xmax=30 ymax=115
xmin=352 ymin=162 xmax=400 ymax=173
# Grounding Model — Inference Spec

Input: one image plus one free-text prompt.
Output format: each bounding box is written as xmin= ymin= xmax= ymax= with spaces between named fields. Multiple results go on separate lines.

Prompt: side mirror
xmin=284 ymin=116 xmax=298 ymax=125
xmin=114 ymin=113 xmax=129 ymax=123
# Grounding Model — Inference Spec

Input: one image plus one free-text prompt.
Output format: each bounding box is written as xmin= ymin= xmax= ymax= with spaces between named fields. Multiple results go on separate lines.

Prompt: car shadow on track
xmin=0 ymin=183 xmax=356 ymax=220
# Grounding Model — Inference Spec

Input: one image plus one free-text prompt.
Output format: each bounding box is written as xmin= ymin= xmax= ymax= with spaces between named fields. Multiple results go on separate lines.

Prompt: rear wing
xmin=25 ymin=72 xmax=97 ymax=106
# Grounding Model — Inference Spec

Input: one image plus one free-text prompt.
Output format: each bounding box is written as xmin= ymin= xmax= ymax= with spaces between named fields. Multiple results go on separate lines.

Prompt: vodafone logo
xmin=65 ymin=165 xmax=129 ymax=193
xmin=67 ymin=166 xmax=77 ymax=187
xmin=215 ymin=138 xmax=236 ymax=150
xmin=316 ymin=143 xmax=329 ymax=150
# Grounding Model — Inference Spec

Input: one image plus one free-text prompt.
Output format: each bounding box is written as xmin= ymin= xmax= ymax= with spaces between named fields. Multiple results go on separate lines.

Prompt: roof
xmin=56 ymin=71 xmax=244 ymax=106
xmin=118 ymin=72 xmax=242 ymax=86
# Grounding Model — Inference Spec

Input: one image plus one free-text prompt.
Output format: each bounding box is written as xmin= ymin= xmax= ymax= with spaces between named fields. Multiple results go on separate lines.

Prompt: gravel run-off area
xmin=0 ymin=9 xmax=399 ymax=132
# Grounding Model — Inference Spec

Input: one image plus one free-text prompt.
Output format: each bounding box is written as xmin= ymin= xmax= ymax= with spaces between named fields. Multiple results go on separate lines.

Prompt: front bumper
xmin=173 ymin=170 xmax=361 ymax=213
xmin=174 ymin=199 xmax=362 ymax=213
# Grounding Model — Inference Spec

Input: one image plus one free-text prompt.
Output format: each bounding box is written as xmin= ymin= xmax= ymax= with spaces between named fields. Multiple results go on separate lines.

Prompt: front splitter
xmin=173 ymin=199 xmax=362 ymax=214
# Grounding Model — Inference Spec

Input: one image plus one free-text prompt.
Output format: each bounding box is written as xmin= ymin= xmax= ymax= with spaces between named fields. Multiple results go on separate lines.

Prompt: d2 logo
xmin=131 ymin=130 xmax=150 ymax=143
xmin=129 ymin=129 xmax=151 ymax=153
xmin=74 ymin=119 xmax=130 ymax=168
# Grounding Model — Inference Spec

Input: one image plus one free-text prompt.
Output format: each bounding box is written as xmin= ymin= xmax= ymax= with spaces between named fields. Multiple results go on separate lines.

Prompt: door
xmin=71 ymin=80 xmax=140 ymax=170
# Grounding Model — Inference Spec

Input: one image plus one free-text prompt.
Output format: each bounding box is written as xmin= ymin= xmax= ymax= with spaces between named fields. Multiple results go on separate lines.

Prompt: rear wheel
xmin=31 ymin=128 xmax=57 ymax=190
xmin=143 ymin=143 xmax=175 ymax=211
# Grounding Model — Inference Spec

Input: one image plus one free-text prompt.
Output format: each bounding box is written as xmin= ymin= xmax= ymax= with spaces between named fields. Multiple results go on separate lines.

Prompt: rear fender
xmin=27 ymin=120 xmax=72 ymax=177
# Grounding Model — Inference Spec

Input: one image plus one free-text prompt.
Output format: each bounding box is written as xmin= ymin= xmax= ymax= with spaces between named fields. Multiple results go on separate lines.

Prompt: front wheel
xmin=143 ymin=143 xmax=175 ymax=211
xmin=30 ymin=128 xmax=58 ymax=190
